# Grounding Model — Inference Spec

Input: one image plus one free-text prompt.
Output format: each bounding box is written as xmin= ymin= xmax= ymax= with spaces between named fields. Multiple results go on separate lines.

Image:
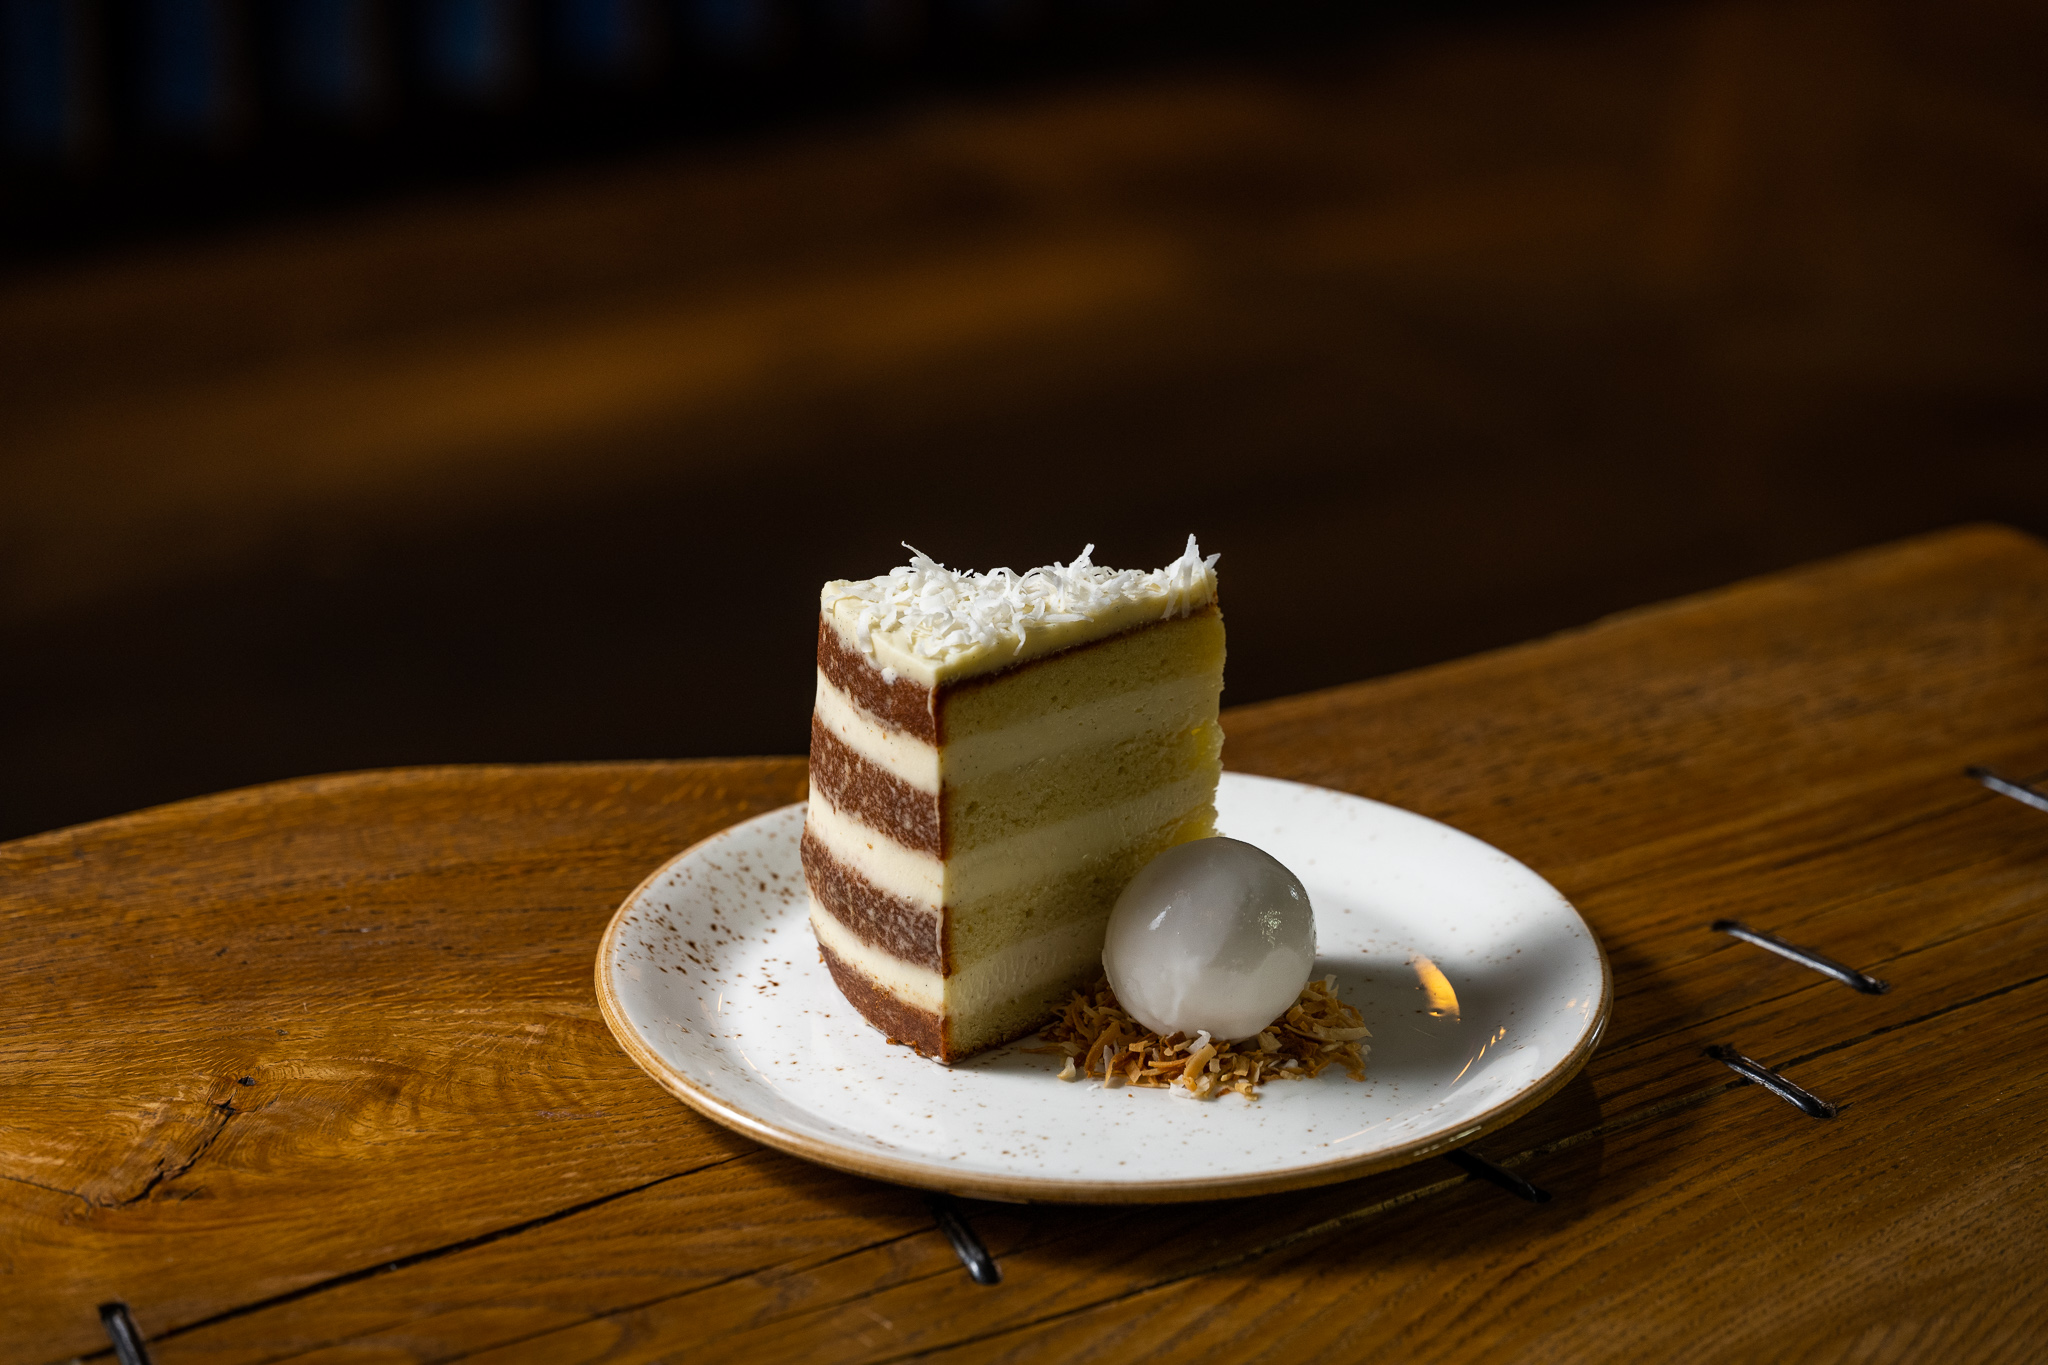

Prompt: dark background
xmin=4 ymin=0 xmax=2046 ymax=843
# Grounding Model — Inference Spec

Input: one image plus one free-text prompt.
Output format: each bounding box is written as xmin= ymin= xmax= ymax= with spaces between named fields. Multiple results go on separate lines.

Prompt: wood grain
xmin=5 ymin=524 xmax=2048 ymax=1363
xmin=897 ymin=978 xmax=2048 ymax=1365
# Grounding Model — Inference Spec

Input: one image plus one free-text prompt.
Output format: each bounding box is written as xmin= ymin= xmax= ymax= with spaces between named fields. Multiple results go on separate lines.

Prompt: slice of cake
xmin=803 ymin=537 xmax=1225 ymax=1063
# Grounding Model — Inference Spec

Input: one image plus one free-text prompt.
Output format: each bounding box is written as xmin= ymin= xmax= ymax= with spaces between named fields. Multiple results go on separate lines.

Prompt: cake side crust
xmin=818 ymin=939 xmax=948 ymax=1060
xmin=817 ymin=614 xmax=936 ymax=741
xmin=801 ymin=826 xmax=947 ymax=972
xmin=809 ymin=715 xmax=943 ymax=857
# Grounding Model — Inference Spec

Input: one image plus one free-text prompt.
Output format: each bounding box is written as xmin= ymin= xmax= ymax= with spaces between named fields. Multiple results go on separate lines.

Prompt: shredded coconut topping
xmin=1032 ymin=975 xmax=1370 ymax=1100
xmin=829 ymin=535 xmax=1219 ymax=670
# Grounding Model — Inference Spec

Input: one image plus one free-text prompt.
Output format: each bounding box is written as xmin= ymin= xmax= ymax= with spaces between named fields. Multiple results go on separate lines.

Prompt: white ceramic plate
xmin=595 ymin=773 xmax=1609 ymax=1203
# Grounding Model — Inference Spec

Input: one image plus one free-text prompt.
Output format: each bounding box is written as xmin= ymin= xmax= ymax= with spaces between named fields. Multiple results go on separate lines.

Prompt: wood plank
xmin=303 ymin=793 xmax=2048 ymax=1364
xmin=137 ymin=1151 xmax=952 ymax=1365
xmin=1221 ymin=526 xmax=2048 ymax=879
xmin=142 ymin=738 xmax=2048 ymax=1363
xmin=5 ymin=526 xmax=2046 ymax=1361
xmin=896 ymin=975 xmax=2048 ymax=1365
xmin=1 ymin=761 xmax=806 ymax=1361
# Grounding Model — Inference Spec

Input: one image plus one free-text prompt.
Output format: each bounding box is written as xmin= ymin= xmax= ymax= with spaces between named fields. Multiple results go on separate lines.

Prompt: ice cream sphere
xmin=1102 ymin=837 xmax=1317 ymax=1042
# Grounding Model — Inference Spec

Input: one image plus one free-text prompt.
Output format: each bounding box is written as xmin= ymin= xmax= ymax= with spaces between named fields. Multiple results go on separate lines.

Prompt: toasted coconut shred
xmin=1033 ymin=976 xmax=1370 ymax=1100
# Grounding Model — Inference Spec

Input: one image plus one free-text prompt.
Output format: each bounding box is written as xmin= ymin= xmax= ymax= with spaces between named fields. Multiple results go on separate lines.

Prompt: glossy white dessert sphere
xmin=1102 ymin=837 xmax=1317 ymax=1042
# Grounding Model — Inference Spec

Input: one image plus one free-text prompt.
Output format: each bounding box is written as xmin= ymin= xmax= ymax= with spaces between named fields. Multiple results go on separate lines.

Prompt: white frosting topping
xmin=820 ymin=536 xmax=1219 ymax=687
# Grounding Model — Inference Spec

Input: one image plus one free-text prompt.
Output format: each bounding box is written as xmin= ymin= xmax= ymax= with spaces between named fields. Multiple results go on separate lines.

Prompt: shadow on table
xmin=943 ymin=935 xmax=1699 ymax=1294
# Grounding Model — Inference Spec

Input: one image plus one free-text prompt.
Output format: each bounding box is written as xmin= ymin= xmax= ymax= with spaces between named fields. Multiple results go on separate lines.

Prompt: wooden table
xmin=8 ymin=525 xmax=2048 ymax=1363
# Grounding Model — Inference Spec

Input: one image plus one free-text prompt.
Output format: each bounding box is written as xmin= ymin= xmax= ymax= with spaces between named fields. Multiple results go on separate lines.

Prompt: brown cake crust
xmin=818 ymin=939 xmax=949 ymax=1060
xmin=807 ymin=716 xmax=943 ymax=857
xmin=816 ymin=615 xmax=938 ymax=741
xmin=800 ymin=825 xmax=946 ymax=972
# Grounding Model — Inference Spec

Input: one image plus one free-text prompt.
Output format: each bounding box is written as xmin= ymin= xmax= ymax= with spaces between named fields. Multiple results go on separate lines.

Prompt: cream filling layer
xmin=812 ymin=894 xmax=943 ymax=1011
xmin=814 ymin=668 xmax=1220 ymax=795
xmin=805 ymin=774 xmax=1217 ymax=910
xmin=811 ymin=894 xmax=1106 ymax=1017
xmin=812 ymin=669 xmax=940 ymax=791
xmin=805 ymin=790 xmax=943 ymax=910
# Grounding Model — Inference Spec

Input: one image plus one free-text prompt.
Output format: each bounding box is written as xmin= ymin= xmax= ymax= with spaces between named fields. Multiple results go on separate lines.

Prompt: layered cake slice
xmin=803 ymin=538 xmax=1225 ymax=1062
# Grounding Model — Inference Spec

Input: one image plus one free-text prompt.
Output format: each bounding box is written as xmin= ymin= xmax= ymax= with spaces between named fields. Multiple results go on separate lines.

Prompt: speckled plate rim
xmin=594 ymin=780 xmax=1612 ymax=1205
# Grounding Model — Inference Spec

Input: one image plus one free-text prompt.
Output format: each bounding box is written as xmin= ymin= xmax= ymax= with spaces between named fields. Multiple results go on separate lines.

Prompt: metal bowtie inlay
xmin=927 ymin=1193 xmax=1002 ymax=1285
xmin=1966 ymin=766 xmax=2048 ymax=815
xmin=1712 ymin=920 xmax=1889 ymax=994
xmin=1706 ymin=1045 xmax=1838 ymax=1118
